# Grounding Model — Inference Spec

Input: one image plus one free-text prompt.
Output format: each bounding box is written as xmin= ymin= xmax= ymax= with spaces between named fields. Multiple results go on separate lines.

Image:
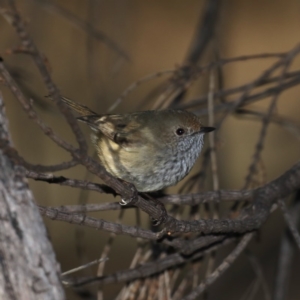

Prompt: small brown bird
xmin=60 ymin=97 xmax=215 ymax=193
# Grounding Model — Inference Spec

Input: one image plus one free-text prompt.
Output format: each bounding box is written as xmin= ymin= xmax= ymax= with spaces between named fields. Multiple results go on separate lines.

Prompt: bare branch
xmin=278 ymin=197 xmax=300 ymax=251
xmin=65 ymin=235 xmax=235 ymax=287
xmin=183 ymin=233 xmax=253 ymax=300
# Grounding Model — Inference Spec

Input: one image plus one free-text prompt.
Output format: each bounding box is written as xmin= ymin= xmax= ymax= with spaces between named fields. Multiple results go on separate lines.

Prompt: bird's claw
xmin=119 ymin=198 xmax=131 ymax=206
xmin=151 ymin=209 xmax=167 ymax=226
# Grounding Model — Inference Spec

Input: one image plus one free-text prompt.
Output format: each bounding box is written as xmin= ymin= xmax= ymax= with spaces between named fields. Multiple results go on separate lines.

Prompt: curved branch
xmin=65 ymin=235 xmax=235 ymax=287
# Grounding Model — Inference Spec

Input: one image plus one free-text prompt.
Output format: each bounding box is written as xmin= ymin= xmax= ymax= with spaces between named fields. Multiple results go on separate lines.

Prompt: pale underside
xmin=92 ymin=129 xmax=204 ymax=192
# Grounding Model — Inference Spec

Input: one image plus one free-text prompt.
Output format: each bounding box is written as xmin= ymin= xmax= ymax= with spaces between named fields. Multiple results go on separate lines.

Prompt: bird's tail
xmin=50 ymin=95 xmax=97 ymax=116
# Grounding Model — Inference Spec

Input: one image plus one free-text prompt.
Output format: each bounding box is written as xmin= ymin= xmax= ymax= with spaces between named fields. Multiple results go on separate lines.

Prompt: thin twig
xmin=182 ymin=233 xmax=253 ymax=300
xmin=208 ymin=70 xmax=219 ymax=193
xmin=61 ymin=258 xmax=108 ymax=277
xmin=236 ymin=108 xmax=300 ymax=141
xmin=278 ymin=199 xmax=300 ymax=251
xmin=65 ymin=236 xmax=235 ymax=287
xmin=246 ymin=251 xmax=271 ymax=300
xmin=177 ymin=70 xmax=300 ymax=110
xmin=244 ymin=52 xmax=295 ymax=189
xmin=273 ymin=192 xmax=300 ymax=300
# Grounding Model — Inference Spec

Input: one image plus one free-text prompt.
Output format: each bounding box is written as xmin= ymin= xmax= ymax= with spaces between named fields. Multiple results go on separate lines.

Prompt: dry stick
xmin=169 ymin=269 xmax=181 ymax=297
xmin=158 ymin=261 xmax=165 ymax=300
xmin=38 ymin=205 xmax=158 ymax=240
xmin=273 ymin=191 xmax=300 ymax=300
xmin=26 ymin=168 xmax=254 ymax=208
xmin=0 ymin=138 xmax=77 ymax=172
xmin=244 ymin=54 xmax=295 ymax=189
xmin=191 ymin=53 xmax=286 ymax=78
xmin=177 ymin=70 xmax=300 ymax=110
xmin=163 ymin=268 xmax=171 ymax=300
xmin=278 ymin=199 xmax=300 ymax=251
xmin=134 ymin=250 xmax=153 ymax=299
xmin=36 ymin=0 xmax=130 ymax=61
xmin=135 ymin=252 xmax=156 ymax=299
xmin=67 ymin=237 xmax=235 ymax=287
xmin=115 ymin=246 xmax=145 ymax=300
xmin=192 ymin=262 xmax=201 ymax=290
xmin=240 ymin=278 xmax=261 ymax=300
xmin=182 ymin=233 xmax=253 ymax=300
xmin=208 ymin=70 xmax=219 ymax=193
xmin=168 ymin=199 xmax=290 ymax=253
xmin=236 ymin=109 xmax=300 ymax=141
xmin=246 ymin=251 xmax=271 ymax=300
xmin=45 ymin=202 xmax=123 ymax=213
xmin=148 ymin=279 xmax=158 ymax=300
xmin=96 ymin=209 xmax=125 ymax=300
xmin=173 ymin=268 xmax=201 ymax=300
xmin=115 ymin=210 xmax=146 ymax=299
xmin=172 ymin=275 xmax=189 ymax=300
xmin=194 ymin=75 xmax=300 ymax=116
xmin=164 ymin=235 xmax=228 ymax=255
xmin=74 ymin=154 xmax=99 ymax=279
xmin=156 ymin=253 xmax=171 ymax=300
xmin=202 ymin=69 xmax=219 ymax=293
xmin=213 ymin=44 xmax=300 ymax=130
xmin=136 ymin=278 xmax=150 ymax=300
xmin=61 ymin=258 xmax=108 ymax=277
xmin=25 ymin=170 xmax=116 ymax=195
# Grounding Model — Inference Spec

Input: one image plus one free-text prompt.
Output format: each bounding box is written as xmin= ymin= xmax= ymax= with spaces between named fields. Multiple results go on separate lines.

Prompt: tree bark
xmin=0 ymin=93 xmax=65 ymax=300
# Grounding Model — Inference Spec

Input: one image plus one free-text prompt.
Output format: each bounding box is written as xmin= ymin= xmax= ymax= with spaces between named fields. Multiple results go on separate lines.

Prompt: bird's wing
xmin=78 ymin=114 xmax=145 ymax=147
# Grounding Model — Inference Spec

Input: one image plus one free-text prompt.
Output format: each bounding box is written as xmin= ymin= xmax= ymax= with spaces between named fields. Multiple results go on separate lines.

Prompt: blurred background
xmin=1 ymin=0 xmax=300 ymax=299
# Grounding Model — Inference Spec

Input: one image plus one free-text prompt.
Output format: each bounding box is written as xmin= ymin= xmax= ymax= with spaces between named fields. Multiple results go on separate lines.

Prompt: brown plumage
xmin=60 ymin=96 xmax=215 ymax=192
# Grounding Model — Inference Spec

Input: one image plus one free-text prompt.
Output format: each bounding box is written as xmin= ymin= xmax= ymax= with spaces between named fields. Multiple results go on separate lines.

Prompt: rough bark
xmin=0 ymin=93 xmax=65 ymax=300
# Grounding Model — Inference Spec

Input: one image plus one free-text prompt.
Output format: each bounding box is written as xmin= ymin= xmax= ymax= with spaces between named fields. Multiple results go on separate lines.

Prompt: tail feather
xmin=47 ymin=95 xmax=97 ymax=116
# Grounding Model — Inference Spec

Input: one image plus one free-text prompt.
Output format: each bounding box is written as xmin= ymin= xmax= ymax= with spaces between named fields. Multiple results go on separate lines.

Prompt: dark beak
xmin=200 ymin=126 xmax=215 ymax=133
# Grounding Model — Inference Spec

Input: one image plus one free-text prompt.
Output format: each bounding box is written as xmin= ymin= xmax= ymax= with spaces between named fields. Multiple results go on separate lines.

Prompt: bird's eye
xmin=176 ymin=128 xmax=185 ymax=136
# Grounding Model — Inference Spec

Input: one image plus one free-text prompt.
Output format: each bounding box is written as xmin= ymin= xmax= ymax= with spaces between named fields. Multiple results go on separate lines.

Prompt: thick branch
xmin=133 ymin=162 xmax=300 ymax=234
xmin=0 ymin=95 xmax=64 ymax=299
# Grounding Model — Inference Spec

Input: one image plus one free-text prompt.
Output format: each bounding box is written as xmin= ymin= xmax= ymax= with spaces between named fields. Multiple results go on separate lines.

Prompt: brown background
xmin=1 ymin=0 xmax=300 ymax=299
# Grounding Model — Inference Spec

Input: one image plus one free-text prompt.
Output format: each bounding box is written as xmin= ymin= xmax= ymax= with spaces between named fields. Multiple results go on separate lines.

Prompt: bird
xmin=60 ymin=96 xmax=215 ymax=193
